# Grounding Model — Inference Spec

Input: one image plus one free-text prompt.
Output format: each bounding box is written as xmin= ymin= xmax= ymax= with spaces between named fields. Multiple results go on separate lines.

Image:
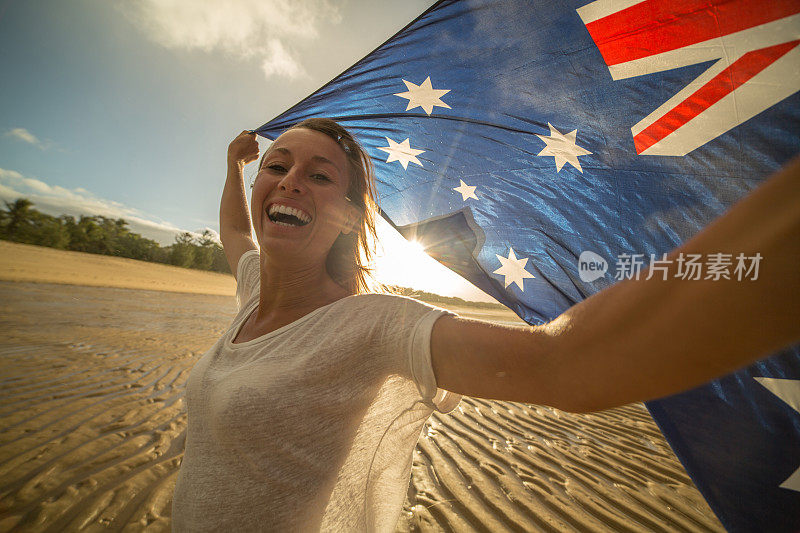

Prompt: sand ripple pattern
xmin=0 ymin=282 xmax=722 ymax=532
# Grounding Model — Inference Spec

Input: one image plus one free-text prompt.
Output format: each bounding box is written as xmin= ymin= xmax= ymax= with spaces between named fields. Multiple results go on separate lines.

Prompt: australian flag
xmin=254 ymin=1 xmax=800 ymax=530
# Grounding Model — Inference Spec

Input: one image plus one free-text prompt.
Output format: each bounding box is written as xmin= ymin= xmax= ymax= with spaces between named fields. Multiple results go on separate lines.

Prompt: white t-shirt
xmin=172 ymin=250 xmax=461 ymax=532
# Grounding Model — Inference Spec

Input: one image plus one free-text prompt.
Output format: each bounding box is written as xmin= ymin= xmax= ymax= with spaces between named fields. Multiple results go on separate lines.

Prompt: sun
xmin=370 ymin=217 xmax=495 ymax=302
xmin=406 ymin=239 xmax=426 ymax=255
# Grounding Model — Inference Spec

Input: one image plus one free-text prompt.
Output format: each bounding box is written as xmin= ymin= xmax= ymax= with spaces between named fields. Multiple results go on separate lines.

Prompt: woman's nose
xmin=278 ymin=169 xmax=304 ymax=194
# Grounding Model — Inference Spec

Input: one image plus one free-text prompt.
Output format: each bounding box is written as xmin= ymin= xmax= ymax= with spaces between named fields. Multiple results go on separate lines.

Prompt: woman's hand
xmin=227 ymin=131 xmax=259 ymax=167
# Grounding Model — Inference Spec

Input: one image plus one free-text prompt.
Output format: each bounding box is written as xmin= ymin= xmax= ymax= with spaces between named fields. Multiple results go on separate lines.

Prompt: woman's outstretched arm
xmin=221 ymin=131 xmax=259 ymax=277
xmin=430 ymin=157 xmax=800 ymax=413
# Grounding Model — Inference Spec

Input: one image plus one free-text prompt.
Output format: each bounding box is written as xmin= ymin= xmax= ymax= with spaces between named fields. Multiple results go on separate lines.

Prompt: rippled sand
xmin=0 ymin=245 xmax=723 ymax=532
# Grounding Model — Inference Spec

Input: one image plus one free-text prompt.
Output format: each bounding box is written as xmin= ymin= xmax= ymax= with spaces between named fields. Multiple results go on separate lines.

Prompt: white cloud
xmin=5 ymin=128 xmax=48 ymax=149
xmin=120 ymin=0 xmax=341 ymax=80
xmin=261 ymin=38 xmax=304 ymax=79
xmin=0 ymin=168 xmax=200 ymax=245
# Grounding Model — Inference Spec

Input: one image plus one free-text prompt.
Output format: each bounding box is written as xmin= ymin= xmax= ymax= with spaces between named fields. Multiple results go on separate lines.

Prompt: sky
xmin=0 ymin=0 xmax=495 ymax=302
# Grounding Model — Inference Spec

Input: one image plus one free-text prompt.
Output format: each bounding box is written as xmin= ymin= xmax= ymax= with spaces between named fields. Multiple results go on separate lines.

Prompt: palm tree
xmin=2 ymin=198 xmax=34 ymax=240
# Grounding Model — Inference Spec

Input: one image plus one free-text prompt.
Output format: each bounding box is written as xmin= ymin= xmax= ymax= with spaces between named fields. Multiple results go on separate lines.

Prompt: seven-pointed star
xmin=493 ymin=248 xmax=535 ymax=290
xmin=536 ymin=123 xmax=592 ymax=173
xmin=453 ymin=179 xmax=478 ymax=201
xmin=394 ymin=77 xmax=451 ymax=115
xmin=378 ymin=137 xmax=425 ymax=170
xmin=754 ymin=377 xmax=800 ymax=492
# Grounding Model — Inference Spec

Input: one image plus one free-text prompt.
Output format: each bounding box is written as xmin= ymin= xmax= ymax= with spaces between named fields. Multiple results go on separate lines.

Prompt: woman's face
xmin=251 ymin=128 xmax=355 ymax=268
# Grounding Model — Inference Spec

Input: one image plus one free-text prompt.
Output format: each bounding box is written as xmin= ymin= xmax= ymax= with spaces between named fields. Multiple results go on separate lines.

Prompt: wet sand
xmin=0 ymin=244 xmax=723 ymax=531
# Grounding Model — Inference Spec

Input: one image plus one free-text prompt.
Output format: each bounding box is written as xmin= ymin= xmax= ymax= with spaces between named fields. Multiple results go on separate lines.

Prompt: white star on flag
xmin=453 ymin=180 xmax=478 ymax=201
xmin=494 ymin=248 xmax=535 ymax=290
xmin=378 ymin=137 xmax=425 ymax=170
xmin=754 ymin=377 xmax=800 ymax=492
xmin=536 ymin=123 xmax=592 ymax=173
xmin=394 ymin=77 xmax=451 ymax=115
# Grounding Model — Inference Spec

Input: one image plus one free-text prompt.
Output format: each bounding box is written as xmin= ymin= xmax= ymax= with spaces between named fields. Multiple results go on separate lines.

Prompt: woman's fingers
xmin=228 ymin=131 xmax=260 ymax=166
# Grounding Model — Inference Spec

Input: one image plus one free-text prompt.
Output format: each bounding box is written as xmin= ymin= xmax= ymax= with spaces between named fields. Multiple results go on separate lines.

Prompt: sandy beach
xmin=0 ymin=242 xmax=723 ymax=531
xmin=0 ymin=241 xmax=236 ymax=297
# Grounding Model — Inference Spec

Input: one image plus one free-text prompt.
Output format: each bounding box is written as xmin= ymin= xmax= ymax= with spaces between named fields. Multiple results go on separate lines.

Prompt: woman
xmin=171 ymin=118 xmax=799 ymax=531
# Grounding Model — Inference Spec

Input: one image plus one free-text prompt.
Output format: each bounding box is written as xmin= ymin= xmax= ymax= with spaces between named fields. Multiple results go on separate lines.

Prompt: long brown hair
xmin=286 ymin=118 xmax=380 ymax=294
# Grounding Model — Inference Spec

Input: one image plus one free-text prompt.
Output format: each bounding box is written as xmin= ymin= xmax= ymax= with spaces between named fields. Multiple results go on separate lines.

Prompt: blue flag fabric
xmin=254 ymin=1 xmax=800 ymax=530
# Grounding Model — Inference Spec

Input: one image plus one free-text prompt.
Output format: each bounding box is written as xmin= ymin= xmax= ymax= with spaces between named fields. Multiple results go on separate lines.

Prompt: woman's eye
xmin=262 ymin=164 xmax=329 ymax=182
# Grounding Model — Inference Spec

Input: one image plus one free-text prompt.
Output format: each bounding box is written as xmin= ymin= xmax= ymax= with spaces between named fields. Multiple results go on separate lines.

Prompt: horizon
xmin=1 ymin=197 xmax=505 ymax=306
xmin=1 ymin=189 xmax=499 ymax=305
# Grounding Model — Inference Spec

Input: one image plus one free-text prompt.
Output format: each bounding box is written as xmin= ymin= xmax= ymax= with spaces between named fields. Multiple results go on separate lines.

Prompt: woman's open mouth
xmin=266 ymin=204 xmax=312 ymax=227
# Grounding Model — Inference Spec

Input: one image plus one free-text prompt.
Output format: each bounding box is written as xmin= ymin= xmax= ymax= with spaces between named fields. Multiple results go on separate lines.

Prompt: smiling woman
xmin=171 ymin=120 xmax=460 ymax=531
xmin=170 ymin=118 xmax=800 ymax=532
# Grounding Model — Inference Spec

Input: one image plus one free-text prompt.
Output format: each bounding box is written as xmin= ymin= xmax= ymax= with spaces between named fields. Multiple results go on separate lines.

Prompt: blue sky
xmin=0 ymin=0 xmax=494 ymax=300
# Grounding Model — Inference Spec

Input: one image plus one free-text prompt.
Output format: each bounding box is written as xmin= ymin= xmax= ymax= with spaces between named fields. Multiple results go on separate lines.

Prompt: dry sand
xmin=0 ymin=241 xmax=236 ymax=296
xmin=0 ymin=243 xmax=723 ymax=531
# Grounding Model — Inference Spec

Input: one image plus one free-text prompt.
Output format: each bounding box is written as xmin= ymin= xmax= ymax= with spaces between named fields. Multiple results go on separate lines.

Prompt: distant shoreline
xmin=0 ymin=241 xmax=520 ymax=318
xmin=0 ymin=200 xmax=510 ymax=311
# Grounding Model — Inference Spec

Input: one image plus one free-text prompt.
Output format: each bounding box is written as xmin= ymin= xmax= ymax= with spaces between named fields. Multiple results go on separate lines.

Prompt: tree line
xmin=391 ymin=286 xmax=507 ymax=310
xmin=0 ymin=198 xmax=230 ymax=273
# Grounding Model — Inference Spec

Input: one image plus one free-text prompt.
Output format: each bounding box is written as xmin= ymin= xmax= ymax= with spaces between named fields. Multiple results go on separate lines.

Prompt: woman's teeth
xmin=267 ymin=204 xmax=312 ymax=226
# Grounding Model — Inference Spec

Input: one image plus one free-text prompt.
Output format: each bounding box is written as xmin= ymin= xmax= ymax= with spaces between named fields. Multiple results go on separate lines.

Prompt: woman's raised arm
xmin=221 ymin=131 xmax=259 ymax=277
xmin=431 ymin=157 xmax=800 ymax=413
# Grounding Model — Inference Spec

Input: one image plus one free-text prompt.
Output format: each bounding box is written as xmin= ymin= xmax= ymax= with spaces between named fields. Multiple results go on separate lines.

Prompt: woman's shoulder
xmin=332 ymin=293 xmax=453 ymax=326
